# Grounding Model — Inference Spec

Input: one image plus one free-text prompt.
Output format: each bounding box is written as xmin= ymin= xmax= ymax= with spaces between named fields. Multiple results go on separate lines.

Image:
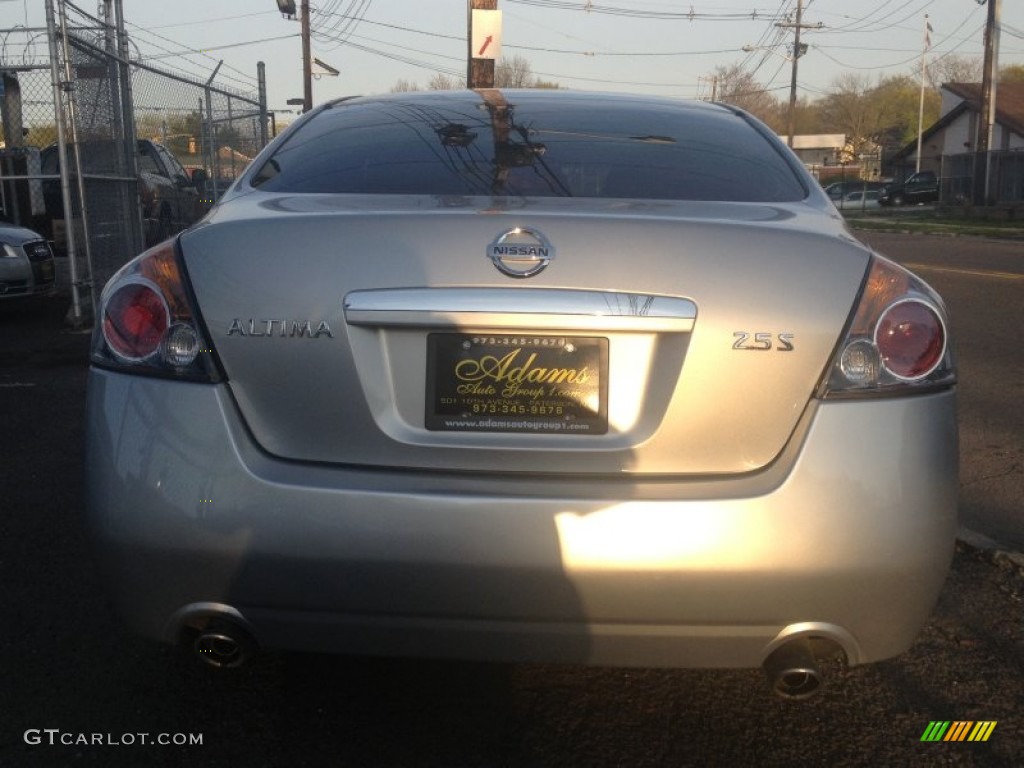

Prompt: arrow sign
xmin=471 ymin=9 xmax=502 ymax=60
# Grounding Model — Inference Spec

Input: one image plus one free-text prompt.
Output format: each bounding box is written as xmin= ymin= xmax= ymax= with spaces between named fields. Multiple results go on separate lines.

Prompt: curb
xmin=958 ymin=527 xmax=1024 ymax=571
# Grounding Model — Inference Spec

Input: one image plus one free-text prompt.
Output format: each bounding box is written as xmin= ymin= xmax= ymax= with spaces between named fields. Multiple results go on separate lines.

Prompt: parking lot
xmin=2 ymin=231 xmax=1022 ymax=766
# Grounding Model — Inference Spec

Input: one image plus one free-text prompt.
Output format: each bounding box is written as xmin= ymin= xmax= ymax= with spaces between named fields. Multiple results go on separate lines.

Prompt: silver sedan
xmin=85 ymin=90 xmax=957 ymax=699
xmin=0 ymin=223 xmax=55 ymax=300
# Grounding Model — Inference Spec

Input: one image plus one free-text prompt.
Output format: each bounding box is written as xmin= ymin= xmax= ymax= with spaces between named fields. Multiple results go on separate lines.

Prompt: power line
xmin=144 ymin=11 xmax=279 ymax=31
xmin=125 ymin=21 xmax=261 ymax=88
xmin=311 ymin=9 xmax=755 ymax=58
xmin=824 ymin=0 xmax=927 ymax=35
xmin=141 ymin=34 xmax=302 ymax=63
xmin=504 ymin=1 xmax=789 ymax=21
xmin=812 ymin=12 xmax=986 ymax=73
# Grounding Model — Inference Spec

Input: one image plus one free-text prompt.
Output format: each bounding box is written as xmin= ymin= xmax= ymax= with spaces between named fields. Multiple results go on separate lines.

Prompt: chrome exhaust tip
xmin=763 ymin=637 xmax=823 ymax=700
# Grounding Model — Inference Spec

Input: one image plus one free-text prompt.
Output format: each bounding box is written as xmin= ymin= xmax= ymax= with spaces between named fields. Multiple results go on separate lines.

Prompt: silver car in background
xmin=85 ymin=90 xmax=957 ymax=698
xmin=0 ymin=223 xmax=56 ymax=300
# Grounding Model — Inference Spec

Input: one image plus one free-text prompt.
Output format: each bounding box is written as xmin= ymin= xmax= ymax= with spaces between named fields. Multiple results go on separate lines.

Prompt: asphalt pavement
xmin=1 ymin=285 xmax=1022 ymax=767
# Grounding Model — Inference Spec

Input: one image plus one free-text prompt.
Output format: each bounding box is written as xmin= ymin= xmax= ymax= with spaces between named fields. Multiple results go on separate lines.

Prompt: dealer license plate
xmin=426 ymin=334 xmax=608 ymax=434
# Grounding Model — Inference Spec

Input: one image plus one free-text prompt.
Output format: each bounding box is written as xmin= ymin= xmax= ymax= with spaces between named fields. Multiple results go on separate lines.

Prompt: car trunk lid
xmin=182 ymin=194 xmax=869 ymax=476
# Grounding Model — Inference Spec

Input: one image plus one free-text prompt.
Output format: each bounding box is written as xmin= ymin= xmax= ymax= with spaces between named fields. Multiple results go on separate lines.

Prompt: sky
xmin=2 ymin=0 xmax=1023 ymax=114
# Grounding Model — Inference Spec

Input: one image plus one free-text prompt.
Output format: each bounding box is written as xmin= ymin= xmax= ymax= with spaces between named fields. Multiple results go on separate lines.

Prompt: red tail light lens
xmin=875 ymin=299 xmax=946 ymax=380
xmin=102 ymin=279 xmax=169 ymax=361
xmin=821 ymin=255 xmax=954 ymax=398
xmin=91 ymin=241 xmax=221 ymax=382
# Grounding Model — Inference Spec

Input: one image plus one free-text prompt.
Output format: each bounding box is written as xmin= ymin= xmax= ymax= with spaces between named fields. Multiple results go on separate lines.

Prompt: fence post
xmin=204 ymin=87 xmax=219 ymax=191
xmin=114 ymin=0 xmax=143 ymax=256
xmin=258 ymin=61 xmax=269 ymax=147
xmin=45 ymin=0 xmax=88 ymax=326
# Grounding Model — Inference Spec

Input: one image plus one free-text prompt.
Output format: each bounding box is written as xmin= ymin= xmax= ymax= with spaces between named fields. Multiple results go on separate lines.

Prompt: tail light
xmin=819 ymin=255 xmax=954 ymax=398
xmin=91 ymin=241 xmax=222 ymax=382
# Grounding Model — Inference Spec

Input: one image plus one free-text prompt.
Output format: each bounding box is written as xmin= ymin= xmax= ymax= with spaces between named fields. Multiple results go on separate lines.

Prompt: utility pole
xmin=697 ymin=75 xmax=718 ymax=101
xmin=916 ymin=15 xmax=931 ymax=174
xmin=976 ymin=0 xmax=1001 ymax=204
xmin=467 ymin=0 xmax=498 ymax=89
xmin=301 ymin=0 xmax=312 ymax=112
xmin=275 ymin=1 xmax=313 ymax=111
xmin=775 ymin=0 xmax=821 ymax=149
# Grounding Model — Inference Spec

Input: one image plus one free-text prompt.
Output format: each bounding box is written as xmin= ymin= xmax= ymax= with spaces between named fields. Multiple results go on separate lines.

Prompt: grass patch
xmin=845 ymin=213 xmax=1024 ymax=239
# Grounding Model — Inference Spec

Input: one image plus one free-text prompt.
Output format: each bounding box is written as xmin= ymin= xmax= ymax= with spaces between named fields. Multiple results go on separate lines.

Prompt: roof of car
xmin=322 ymin=88 xmax=742 ymax=116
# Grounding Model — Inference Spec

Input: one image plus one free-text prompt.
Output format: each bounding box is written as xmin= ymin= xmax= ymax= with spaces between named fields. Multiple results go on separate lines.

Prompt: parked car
xmin=822 ymin=180 xmax=884 ymax=202
xmin=0 ymin=221 xmax=56 ymax=300
xmin=878 ymin=170 xmax=939 ymax=206
xmin=837 ymin=189 xmax=881 ymax=210
xmin=41 ymin=139 xmax=203 ymax=248
xmin=85 ymin=90 xmax=957 ymax=699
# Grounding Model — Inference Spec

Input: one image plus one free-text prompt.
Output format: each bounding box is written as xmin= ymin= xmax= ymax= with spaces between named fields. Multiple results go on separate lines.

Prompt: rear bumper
xmin=85 ymin=369 xmax=957 ymax=668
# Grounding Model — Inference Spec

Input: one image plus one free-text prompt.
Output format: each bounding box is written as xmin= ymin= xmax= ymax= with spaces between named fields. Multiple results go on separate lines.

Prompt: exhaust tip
xmin=192 ymin=623 xmax=257 ymax=669
xmin=772 ymin=667 xmax=822 ymax=699
xmin=763 ymin=638 xmax=824 ymax=700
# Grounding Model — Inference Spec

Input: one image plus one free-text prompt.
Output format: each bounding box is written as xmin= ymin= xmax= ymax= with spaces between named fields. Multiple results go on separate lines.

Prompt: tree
xmin=493 ymin=55 xmax=559 ymax=89
xmin=923 ymin=60 xmax=1024 ymax=89
xmin=873 ymin=75 xmax=938 ymax=151
xmin=927 ymin=54 xmax=982 ymax=91
xmin=818 ymin=74 xmax=874 ymax=151
xmin=428 ymin=72 xmax=462 ymax=90
xmin=1000 ymin=64 xmax=1024 ymax=84
xmin=818 ymin=73 xmax=938 ymax=157
xmin=708 ymin=65 xmax=779 ymax=125
xmin=389 ymin=78 xmax=420 ymax=93
xmin=495 ymin=55 xmax=536 ymax=88
xmin=24 ymin=123 xmax=57 ymax=148
xmin=533 ymin=78 xmax=560 ymax=90
xmin=388 ymin=58 xmax=556 ymax=94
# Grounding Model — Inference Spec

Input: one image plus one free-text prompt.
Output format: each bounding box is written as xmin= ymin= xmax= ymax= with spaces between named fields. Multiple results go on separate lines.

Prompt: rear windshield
xmin=252 ymin=93 xmax=806 ymax=203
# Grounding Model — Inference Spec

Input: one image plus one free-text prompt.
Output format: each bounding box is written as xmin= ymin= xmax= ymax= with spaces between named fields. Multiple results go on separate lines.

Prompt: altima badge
xmin=487 ymin=227 xmax=554 ymax=278
xmin=228 ymin=319 xmax=334 ymax=338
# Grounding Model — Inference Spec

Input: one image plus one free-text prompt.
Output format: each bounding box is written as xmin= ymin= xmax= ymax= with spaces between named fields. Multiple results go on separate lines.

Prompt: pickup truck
xmin=878 ymin=170 xmax=940 ymax=206
xmin=41 ymin=138 xmax=203 ymax=248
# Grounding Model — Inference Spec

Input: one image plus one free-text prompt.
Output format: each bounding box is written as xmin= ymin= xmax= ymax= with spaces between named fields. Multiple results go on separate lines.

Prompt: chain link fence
xmin=0 ymin=0 xmax=269 ymax=322
xmin=0 ymin=61 xmax=54 ymax=236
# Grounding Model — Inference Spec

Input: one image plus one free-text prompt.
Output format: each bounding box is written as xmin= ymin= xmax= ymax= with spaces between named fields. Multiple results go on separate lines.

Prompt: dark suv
xmin=878 ymin=171 xmax=939 ymax=206
xmin=41 ymin=139 xmax=203 ymax=248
